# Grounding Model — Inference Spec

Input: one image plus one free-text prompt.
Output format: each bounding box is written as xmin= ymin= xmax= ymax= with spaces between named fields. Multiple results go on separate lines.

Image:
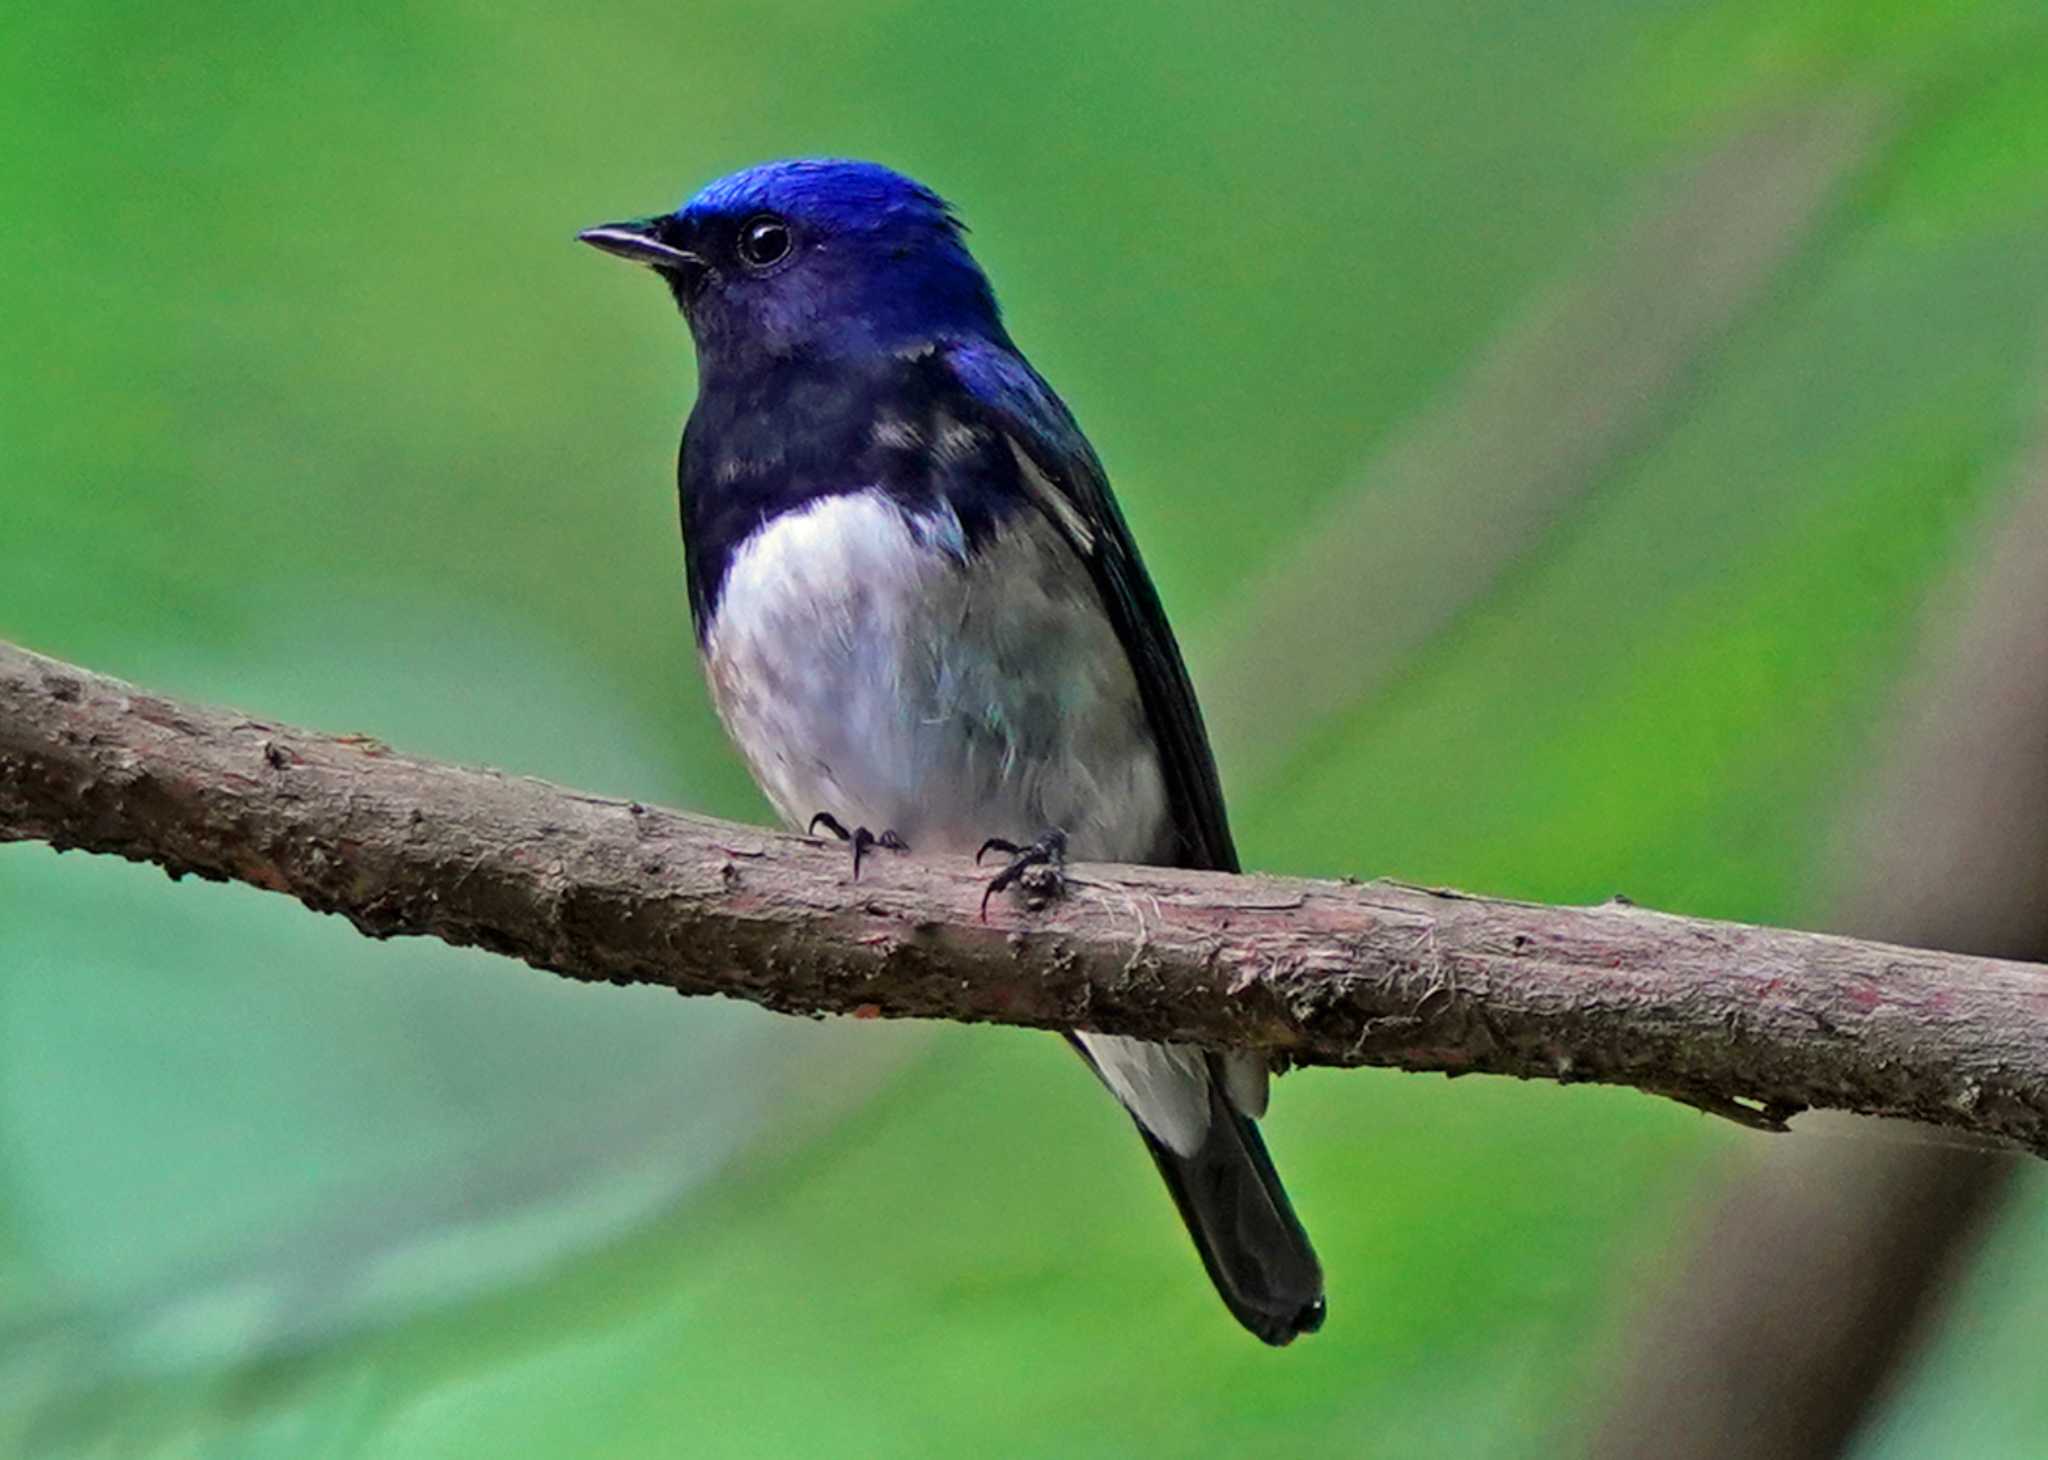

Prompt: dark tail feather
xmin=1133 ymin=1057 xmax=1326 ymax=1346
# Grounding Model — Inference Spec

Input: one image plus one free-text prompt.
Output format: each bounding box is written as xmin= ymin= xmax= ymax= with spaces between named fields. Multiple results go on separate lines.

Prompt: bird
xmin=579 ymin=159 xmax=1324 ymax=1345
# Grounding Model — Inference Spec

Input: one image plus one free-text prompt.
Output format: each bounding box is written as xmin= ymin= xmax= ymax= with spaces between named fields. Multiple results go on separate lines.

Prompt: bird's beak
xmin=576 ymin=219 xmax=704 ymax=272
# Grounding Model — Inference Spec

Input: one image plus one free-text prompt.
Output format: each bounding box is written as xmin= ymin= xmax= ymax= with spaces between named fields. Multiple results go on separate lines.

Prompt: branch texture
xmin=4 ymin=638 xmax=2047 ymax=1153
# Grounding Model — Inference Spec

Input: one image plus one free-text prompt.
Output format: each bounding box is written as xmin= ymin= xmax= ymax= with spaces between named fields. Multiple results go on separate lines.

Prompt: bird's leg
xmin=976 ymin=828 xmax=1068 ymax=918
xmin=807 ymin=812 xmax=908 ymax=880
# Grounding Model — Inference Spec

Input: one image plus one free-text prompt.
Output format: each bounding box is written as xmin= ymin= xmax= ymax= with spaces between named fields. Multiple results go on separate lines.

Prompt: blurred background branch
xmin=1588 ymin=367 xmax=2048 ymax=1460
xmin=1209 ymin=94 xmax=1893 ymax=787
xmin=8 ymin=636 xmax=2048 ymax=1156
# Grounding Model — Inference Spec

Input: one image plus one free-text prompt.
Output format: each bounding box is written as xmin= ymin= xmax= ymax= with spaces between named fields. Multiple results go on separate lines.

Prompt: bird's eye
xmin=736 ymin=215 xmax=792 ymax=269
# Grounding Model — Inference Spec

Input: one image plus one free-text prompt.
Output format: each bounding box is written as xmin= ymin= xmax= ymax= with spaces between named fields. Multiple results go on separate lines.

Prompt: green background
xmin=5 ymin=1 xmax=2048 ymax=1454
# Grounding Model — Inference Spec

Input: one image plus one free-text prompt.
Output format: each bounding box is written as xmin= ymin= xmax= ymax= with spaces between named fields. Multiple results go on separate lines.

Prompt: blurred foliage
xmin=5 ymin=1 xmax=2048 ymax=1455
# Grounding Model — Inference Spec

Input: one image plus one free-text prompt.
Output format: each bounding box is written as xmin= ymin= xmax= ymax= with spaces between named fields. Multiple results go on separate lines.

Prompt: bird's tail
xmin=1131 ymin=1056 xmax=1325 ymax=1346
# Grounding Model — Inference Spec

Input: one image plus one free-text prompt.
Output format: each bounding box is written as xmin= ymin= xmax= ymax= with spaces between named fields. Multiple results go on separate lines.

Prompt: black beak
xmin=577 ymin=219 xmax=705 ymax=273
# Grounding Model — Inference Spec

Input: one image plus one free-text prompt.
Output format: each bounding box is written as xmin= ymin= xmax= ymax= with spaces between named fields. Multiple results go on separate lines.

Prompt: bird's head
xmin=580 ymin=159 xmax=1003 ymax=373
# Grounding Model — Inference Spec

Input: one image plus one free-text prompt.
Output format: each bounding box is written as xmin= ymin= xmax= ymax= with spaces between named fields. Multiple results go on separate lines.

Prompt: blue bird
xmin=580 ymin=159 xmax=1324 ymax=1344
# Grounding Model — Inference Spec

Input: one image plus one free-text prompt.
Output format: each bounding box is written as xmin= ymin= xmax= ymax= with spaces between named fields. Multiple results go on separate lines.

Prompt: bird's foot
xmin=976 ymin=828 xmax=1068 ymax=919
xmin=808 ymin=813 xmax=908 ymax=880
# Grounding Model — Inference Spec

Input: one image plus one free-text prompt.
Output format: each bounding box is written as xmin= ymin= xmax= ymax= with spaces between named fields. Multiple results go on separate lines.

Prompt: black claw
xmin=806 ymin=812 xmax=907 ymax=881
xmin=978 ymin=829 xmax=1068 ymax=919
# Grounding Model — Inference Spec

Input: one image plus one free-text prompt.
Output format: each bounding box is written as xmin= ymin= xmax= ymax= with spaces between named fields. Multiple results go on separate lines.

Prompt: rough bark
xmin=5 ymin=636 xmax=2048 ymax=1155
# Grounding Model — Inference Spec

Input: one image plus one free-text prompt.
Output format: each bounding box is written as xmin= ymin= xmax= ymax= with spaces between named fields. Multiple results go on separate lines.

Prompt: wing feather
xmin=943 ymin=339 xmax=1239 ymax=874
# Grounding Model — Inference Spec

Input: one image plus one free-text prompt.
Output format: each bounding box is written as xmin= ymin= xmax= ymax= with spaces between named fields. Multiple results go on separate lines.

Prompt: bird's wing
xmin=942 ymin=338 xmax=1239 ymax=874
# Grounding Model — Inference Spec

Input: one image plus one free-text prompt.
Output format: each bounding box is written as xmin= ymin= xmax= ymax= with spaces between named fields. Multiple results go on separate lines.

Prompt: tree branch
xmin=4 ymin=636 xmax=2047 ymax=1153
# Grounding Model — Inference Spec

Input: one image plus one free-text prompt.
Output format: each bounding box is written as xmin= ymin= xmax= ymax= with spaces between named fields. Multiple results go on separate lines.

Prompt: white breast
xmin=702 ymin=491 xmax=1171 ymax=864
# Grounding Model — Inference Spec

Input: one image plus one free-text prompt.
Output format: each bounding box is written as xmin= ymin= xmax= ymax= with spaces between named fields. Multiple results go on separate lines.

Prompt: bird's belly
xmin=702 ymin=491 xmax=1170 ymax=862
